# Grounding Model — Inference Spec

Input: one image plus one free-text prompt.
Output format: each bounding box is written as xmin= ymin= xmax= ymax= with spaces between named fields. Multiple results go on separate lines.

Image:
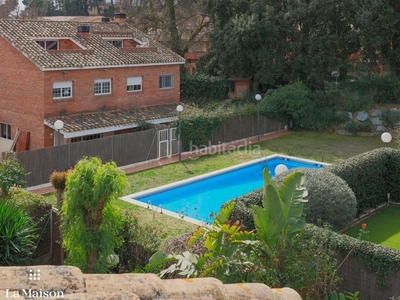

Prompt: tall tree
xmin=0 ymin=0 xmax=17 ymax=18
xmin=201 ymin=0 xmax=359 ymax=89
xmin=354 ymin=0 xmax=400 ymax=75
xmin=127 ymin=0 xmax=211 ymax=56
xmin=61 ymin=157 xmax=126 ymax=273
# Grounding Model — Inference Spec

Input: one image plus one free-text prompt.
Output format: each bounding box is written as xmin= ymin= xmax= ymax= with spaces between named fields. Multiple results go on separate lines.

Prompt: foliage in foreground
xmin=61 ymin=157 xmax=126 ymax=273
xmin=0 ymin=201 xmax=37 ymax=265
xmin=149 ymin=170 xmax=343 ymax=299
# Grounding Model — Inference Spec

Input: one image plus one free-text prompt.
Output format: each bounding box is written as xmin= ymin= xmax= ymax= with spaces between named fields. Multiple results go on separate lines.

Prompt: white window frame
xmin=127 ymin=76 xmax=142 ymax=92
xmin=94 ymin=79 xmax=111 ymax=95
xmin=36 ymin=40 xmax=59 ymax=50
xmin=53 ymin=81 xmax=72 ymax=99
xmin=159 ymin=74 xmax=174 ymax=89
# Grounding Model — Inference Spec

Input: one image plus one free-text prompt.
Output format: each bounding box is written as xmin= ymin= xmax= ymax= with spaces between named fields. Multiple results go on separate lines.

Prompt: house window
xmin=36 ymin=40 xmax=59 ymax=50
xmin=0 ymin=123 xmax=11 ymax=139
xmin=159 ymin=74 xmax=174 ymax=89
xmin=109 ymin=40 xmax=123 ymax=48
xmin=94 ymin=79 xmax=111 ymax=95
xmin=53 ymin=81 xmax=72 ymax=99
xmin=71 ymin=134 xmax=101 ymax=143
xmin=127 ymin=76 xmax=142 ymax=92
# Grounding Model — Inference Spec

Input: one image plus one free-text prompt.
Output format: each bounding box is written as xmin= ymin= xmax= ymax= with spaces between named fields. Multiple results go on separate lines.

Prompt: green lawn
xmin=43 ymin=131 xmax=391 ymax=235
xmin=344 ymin=205 xmax=400 ymax=250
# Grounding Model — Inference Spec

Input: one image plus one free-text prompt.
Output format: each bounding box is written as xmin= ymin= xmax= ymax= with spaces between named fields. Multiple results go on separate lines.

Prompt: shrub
xmin=180 ymin=73 xmax=231 ymax=102
xmin=114 ymin=212 xmax=168 ymax=273
xmin=0 ymin=152 xmax=28 ymax=199
xmin=380 ymin=109 xmax=400 ymax=128
xmin=262 ymin=81 xmax=313 ymax=129
xmin=273 ymin=168 xmax=357 ymax=231
xmin=345 ymin=121 xmax=358 ymax=135
xmin=327 ymin=148 xmax=400 ymax=215
xmin=229 ymin=189 xmax=263 ymax=230
xmin=0 ymin=201 xmax=37 ymax=265
xmin=231 ymin=168 xmax=357 ymax=231
xmin=358 ymin=120 xmax=373 ymax=132
xmin=7 ymin=188 xmax=52 ymax=213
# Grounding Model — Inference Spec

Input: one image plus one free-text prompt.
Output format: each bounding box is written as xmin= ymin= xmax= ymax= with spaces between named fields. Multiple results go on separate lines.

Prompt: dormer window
xmin=109 ymin=40 xmax=123 ymax=48
xmin=36 ymin=40 xmax=59 ymax=50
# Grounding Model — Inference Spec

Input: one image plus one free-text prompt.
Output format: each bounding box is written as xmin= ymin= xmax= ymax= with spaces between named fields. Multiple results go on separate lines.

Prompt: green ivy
xmin=180 ymin=73 xmax=232 ymax=103
xmin=304 ymin=224 xmax=400 ymax=288
xmin=178 ymin=104 xmax=257 ymax=151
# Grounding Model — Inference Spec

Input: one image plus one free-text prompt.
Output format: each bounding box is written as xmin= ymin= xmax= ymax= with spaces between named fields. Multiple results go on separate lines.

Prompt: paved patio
xmin=28 ymin=130 xmax=294 ymax=195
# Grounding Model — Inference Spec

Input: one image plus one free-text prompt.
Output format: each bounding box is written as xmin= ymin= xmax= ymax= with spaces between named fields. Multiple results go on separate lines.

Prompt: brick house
xmin=0 ymin=15 xmax=185 ymax=150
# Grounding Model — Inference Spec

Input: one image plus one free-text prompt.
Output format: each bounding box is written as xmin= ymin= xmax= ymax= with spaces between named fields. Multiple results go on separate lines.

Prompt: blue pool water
xmin=125 ymin=155 xmax=325 ymax=223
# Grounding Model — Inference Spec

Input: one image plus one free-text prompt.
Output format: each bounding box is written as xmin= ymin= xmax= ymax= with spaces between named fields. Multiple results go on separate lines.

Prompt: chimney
xmin=101 ymin=17 xmax=110 ymax=23
xmin=114 ymin=13 xmax=126 ymax=24
xmin=77 ymin=25 xmax=90 ymax=38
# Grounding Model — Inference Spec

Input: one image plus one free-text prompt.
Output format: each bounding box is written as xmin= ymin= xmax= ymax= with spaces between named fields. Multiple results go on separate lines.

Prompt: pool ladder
xmin=147 ymin=200 xmax=163 ymax=226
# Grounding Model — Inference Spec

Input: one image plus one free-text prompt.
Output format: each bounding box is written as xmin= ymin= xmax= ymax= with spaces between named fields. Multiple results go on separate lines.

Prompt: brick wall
xmin=43 ymin=65 xmax=181 ymax=116
xmin=0 ymin=36 xmax=46 ymax=150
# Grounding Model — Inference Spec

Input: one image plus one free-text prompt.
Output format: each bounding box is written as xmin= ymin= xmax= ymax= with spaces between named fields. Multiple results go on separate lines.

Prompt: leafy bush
xmin=380 ymin=109 xmax=400 ymax=128
xmin=327 ymin=148 xmax=400 ymax=215
xmin=180 ymin=73 xmax=231 ymax=102
xmin=231 ymin=168 xmax=357 ymax=231
xmin=7 ymin=188 xmax=52 ymax=212
xmin=345 ymin=121 xmax=358 ymax=135
xmin=262 ymin=82 xmax=348 ymax=131
xmin=262 ymin=81 xmax=313 ymax=129
xmin=229 ymin=189 xmax=263 ymax=230
xmin=0 ymin=152 xmax=28 ymax=199
xmin=114 ymin=212 xmax=168 ymax=273
xmin=0 ymin=201 xmax=37 ymax=265
xmin=358 ymin=120 xmax=373 ymax=132
xmin=274 ymin=168 xmax=357 ymax=231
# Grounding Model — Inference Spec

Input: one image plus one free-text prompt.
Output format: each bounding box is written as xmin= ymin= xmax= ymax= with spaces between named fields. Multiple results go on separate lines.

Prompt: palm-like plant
xmin=0 ymin=201 xmax=37 ymax=265
xmin=252 ymin=169 xmax=307 ymax=271
xmin=149 ymin=168 xmax=308 ymax=281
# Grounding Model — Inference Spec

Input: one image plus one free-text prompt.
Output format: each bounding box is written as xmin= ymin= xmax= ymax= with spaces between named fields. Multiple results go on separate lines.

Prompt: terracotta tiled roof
xmin=0 ymin=19 xmax=185 ymax=70
xmin=44 ymin=103 xmax=189 ymax=135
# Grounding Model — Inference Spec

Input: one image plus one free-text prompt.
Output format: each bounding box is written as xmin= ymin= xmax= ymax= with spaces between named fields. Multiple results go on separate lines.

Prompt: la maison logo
xmin=4 ymin=269 xmax=65 ymax=298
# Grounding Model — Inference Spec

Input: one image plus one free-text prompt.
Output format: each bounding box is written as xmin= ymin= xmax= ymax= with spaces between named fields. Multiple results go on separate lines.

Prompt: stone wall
xmin=0 ymin=265 xmax=302 ymax=300
xmin=335 ymin=107 xmax=400 ymax=137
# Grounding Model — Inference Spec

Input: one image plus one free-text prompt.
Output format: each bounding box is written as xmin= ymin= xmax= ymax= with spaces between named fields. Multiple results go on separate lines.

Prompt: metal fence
xmin=18 ymin=114 xmax=284 ymax=187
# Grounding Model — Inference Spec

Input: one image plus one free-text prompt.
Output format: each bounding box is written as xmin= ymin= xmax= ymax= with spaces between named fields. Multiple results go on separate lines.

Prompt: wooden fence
xmin=18 ymin=114 xmax=284 ymax=187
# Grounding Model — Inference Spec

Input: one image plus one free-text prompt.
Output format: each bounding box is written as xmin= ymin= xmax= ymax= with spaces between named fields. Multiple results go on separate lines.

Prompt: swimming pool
xmin=121 ymin=154 xmax=328 ymax=224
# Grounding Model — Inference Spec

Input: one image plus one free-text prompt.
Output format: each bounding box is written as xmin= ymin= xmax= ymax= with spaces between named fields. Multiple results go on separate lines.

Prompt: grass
xmin=344 ymin=205 xmax=400 ymax=250
xmin=43 ymin=131 xmax=390 ymax=235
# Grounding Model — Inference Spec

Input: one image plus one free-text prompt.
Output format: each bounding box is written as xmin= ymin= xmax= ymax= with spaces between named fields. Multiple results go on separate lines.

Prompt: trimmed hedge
xmin=274 ymin=168 xmax=357 ymax=231
xmin=327 ymin=148 xmax=400 ymax=215
xmin=180 ymin=73 xmax=231 ymax=101
xmin=304 ymin=224 xmax=400 ymax=288
xmin=230 ymin=168 xmax=357 ymax=231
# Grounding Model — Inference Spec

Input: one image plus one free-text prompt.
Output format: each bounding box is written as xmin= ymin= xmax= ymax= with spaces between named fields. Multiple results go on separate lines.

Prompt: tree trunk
xmin=165 ymin=0 xmax=182 ymax=56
